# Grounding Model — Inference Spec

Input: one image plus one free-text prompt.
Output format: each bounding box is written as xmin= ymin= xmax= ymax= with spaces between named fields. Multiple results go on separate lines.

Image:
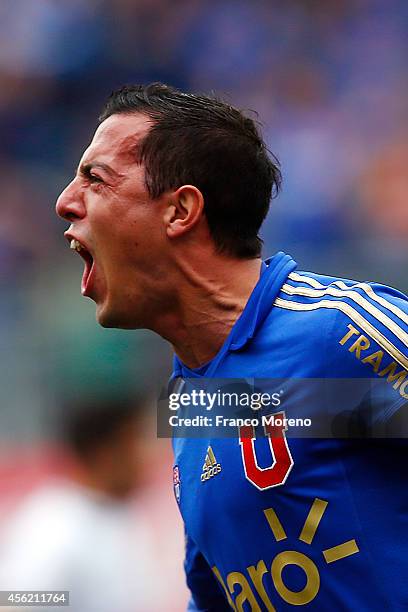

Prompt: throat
xmin=172 ymin=301 xmax=246 ymax=369
xmin=152 ymin=256 xmax=263 ymax=369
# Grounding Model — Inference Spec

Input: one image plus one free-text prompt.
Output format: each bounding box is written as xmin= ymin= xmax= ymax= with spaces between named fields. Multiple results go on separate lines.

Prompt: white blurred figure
xmin=0 ymin=400 xmax=160 ymax=612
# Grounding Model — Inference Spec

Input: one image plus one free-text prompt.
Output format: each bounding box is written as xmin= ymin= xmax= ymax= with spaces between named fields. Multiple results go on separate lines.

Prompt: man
xmin=0 ymin=400 xmax=159 ymax=612
xmin=56 ymin=83 xmax=407 ymax=611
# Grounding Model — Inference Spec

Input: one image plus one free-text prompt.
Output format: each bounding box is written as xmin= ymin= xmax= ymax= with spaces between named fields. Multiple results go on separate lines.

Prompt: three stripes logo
xmin=201 ymin=446 xmax=222 ymax=482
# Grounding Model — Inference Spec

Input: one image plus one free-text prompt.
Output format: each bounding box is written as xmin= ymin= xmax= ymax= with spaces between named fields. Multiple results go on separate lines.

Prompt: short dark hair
xmin=63 ymin=399 xmax=139 ymax=461
xmin=99 ymin=83 xmax=281 ymax=258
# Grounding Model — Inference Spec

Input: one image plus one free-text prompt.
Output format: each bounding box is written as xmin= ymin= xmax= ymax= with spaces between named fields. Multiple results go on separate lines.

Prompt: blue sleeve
xmin=327 ymin=281 xmax=407 ymax=431
xmin=184 ymin=533 xmax=232 ymax=611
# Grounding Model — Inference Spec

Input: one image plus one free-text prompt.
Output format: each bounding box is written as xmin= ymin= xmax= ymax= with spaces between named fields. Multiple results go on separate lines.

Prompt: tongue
xmin=81 ymin=259 xmax=94 ymax=296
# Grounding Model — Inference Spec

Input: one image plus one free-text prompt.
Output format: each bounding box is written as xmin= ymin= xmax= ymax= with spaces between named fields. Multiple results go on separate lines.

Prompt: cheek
xmin=93 ymin=203 xmax=160 ymax=273
xmin=92 ymin=213 xmax=132 ymax=256
xmin=121 ymin=215 xmax=160 ymax=257
xmin=100 ymin=231 xmax=140 ymax=287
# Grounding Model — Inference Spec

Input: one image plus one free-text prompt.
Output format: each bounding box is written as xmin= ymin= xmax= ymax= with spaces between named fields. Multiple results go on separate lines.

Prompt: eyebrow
xmin=78 ymin=162 xmax=122 ymax=179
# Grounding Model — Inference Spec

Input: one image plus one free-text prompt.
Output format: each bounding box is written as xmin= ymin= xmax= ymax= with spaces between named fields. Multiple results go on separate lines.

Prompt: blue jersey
xmin=172 ymin=252 xmax=408 ymax=611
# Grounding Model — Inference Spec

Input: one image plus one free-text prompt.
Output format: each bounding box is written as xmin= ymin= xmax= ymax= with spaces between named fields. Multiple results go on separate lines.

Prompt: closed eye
xmin=79 ymin=164 xmax=104 ymax=184
xmin=89 ymin=173 xmax=103 ymax=183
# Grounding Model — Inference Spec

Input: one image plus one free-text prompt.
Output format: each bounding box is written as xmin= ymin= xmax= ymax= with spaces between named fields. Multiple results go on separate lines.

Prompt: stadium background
xmin=0 ymin=0 xmax=407 ymax=609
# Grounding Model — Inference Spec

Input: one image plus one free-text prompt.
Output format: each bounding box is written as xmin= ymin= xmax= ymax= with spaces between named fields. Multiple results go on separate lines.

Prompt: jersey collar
xmin=228 ymin=251 xmax=297 ymax=351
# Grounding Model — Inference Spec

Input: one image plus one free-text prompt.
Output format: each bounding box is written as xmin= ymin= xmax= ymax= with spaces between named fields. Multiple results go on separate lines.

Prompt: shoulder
xmin=279 ymin=270 xmax=406 ymax=345
xmin=277 ymin=268 xmax=407 ymax=374
xmin=276 ymin=269 xmax=407 ymax=317
xmin=3 ymin=483 xmax=90 ymax=544
xmin=271 ymin=268 xmax=408 ymax=417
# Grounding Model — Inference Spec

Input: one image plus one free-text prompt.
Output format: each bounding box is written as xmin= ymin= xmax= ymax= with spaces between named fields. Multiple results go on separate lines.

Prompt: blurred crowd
xmin=0 ymin=398 xmax=186 ymax=611
xmin=0 ymin=0 xmax=407 ymax=609
xmin=1 ymin=0 xmax=407 ymax=418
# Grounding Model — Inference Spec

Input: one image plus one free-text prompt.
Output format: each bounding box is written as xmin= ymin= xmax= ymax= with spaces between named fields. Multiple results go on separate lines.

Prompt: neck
xmin=151 ymin=253 xmax=262 ymax=369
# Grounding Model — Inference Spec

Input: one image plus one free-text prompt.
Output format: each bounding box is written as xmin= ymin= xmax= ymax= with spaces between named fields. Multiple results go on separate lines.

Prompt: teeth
xmin=70 ymin=239 xmax=82 ymax=252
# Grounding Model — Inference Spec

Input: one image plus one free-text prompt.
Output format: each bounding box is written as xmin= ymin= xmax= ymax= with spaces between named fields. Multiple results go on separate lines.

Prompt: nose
xmin=55 ymin=178 xmax=85 ymax=221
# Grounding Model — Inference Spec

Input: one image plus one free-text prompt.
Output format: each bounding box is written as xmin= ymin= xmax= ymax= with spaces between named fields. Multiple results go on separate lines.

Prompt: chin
xmin=96 ymin=302 xmax=144 ymax=330
xmin=96 ymin=302 xmax=123 ymax=329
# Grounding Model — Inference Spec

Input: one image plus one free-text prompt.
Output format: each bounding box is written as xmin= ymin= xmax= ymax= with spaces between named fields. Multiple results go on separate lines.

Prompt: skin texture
xmin=56 ymin=113 xmax=262 ymax=368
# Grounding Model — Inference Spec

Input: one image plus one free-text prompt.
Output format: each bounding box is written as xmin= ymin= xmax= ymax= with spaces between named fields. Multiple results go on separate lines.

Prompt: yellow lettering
xmin=340 ymin=326 xmax=408 ymax=400
xmin=378 ymin=362 xmax=407 ymax=390
xmin=271 ymin=551 xmax=320 ymax=606
xmin=349 ymin=334 xmax=371 ymax=358
xmin=339 ymin=324 xmax=361 ymax=346
xmin=399 ymin=379 xmax=408 ymax=400
xmin=247 ymin=560 xmax=276 ymax=611
xmin=361 ymin=350 xmax=384 ymax=373
xmin=212 ymin=566 xmax=237 ymax=611
xmin=227 ymin=571 xmax=261 ymax=611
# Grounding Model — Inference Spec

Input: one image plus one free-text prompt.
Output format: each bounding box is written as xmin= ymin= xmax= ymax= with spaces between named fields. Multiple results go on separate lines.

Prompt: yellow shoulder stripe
xmin=274 ymin=297 xmax=408 ymax=371
xmin=283 ymin=279 xmax=408 ymax=348
xmin=289 ymin=272 xmax=408 ymax=327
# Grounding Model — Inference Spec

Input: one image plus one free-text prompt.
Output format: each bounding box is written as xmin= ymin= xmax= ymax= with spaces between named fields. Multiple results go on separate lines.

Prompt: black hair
xmin=99 ymin=83 xmax=281 ymax=258
xmin=63 ymin=399 xmax=139 ymax=461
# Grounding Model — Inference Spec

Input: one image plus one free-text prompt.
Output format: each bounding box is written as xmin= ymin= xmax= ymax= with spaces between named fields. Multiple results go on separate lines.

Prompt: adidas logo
xmin=201 ymin=446 xmax=222 ymax=482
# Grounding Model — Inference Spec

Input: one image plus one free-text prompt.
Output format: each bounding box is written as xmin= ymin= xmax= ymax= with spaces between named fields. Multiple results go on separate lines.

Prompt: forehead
xmin=81 ymin=113 xmax=152 ymax=166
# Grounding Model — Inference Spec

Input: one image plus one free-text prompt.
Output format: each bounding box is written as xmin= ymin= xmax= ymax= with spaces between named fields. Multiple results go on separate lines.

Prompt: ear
xmin=164 ymin=185 xmax=204 ymax=239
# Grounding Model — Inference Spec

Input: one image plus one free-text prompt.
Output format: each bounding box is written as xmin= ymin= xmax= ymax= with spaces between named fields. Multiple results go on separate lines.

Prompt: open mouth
xmin=70 ymin=239 xmax=95 ymax=296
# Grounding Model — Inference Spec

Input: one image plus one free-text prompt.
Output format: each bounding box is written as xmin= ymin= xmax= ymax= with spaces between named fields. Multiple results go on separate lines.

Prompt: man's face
xmin=56 ymin=113 xmax=169 ymax=328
